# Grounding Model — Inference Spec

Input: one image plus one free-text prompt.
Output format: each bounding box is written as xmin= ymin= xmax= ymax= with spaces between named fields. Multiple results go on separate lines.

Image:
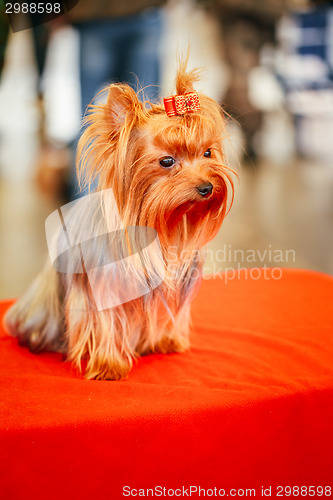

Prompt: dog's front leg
xmin=64 ymin=279 xmax=134 ymax=380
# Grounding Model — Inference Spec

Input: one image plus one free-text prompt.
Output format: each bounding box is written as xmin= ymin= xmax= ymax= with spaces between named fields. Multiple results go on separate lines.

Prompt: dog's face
xmin=77 ymin=72 xmax=234 ymax=250
xmin=135 ymin=105 xmax=232 ymax=246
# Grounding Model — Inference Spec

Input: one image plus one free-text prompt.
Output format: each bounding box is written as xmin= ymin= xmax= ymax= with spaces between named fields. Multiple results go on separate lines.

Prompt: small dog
xmin=4 ymin=62 xmax=234 ymax=380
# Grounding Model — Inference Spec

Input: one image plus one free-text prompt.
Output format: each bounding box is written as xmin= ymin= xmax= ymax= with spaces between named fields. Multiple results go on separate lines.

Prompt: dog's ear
xmin=105 ymin=84 xmax=145 ymax=133
xmin=77 ymin=84 xmax=146 ymax=195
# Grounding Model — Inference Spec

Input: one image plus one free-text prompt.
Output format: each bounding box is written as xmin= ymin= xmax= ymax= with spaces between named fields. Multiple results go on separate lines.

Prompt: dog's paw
xmin=152 ymin=336 xmax=190 ymax=355
xmin=84 ymin=359 xmax=132 ymax=381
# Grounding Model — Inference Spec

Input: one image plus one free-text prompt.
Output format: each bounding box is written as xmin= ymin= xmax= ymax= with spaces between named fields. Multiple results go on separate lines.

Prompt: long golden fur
xmin=4 ymin=63 xmax=235 ymax=380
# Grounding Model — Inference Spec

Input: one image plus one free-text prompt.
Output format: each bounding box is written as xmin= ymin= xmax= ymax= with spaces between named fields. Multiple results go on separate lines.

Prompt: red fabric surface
xmin=0 ymin=268 xmax=333 ymax=500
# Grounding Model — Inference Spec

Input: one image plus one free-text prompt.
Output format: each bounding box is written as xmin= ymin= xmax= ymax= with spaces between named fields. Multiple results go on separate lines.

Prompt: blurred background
xmin=0 ymin=0 xmax=333 ymax=299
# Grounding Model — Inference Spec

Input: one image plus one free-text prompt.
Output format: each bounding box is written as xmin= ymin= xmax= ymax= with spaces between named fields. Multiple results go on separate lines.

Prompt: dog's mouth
xmin=168 ymin=192 xmax=222 ymax=225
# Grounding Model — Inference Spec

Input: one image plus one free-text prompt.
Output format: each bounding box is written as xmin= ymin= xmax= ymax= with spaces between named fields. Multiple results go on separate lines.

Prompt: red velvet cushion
xmin=0 ymin=268 xmax=332 ymax=499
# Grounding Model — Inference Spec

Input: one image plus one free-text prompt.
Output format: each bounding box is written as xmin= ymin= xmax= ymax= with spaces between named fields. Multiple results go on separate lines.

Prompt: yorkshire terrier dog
xmin=4 ymin=62 xmax=234 ymax=380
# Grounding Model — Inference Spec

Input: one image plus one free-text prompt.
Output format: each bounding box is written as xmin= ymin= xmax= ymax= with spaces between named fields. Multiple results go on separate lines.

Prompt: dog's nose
xmin=196 ymin=182 xmax=213 ymax=198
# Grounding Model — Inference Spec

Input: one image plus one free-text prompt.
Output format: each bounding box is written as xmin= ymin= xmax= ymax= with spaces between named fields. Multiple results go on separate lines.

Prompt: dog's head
xmin=77 ymin=63 xmax=235 ymax=250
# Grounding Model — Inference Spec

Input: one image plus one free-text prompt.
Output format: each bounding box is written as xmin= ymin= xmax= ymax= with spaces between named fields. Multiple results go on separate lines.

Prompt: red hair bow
xmin=163 ymin=92 xmax=200 ymax=117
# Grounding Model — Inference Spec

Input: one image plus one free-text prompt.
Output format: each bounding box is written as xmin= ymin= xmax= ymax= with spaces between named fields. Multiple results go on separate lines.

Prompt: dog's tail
xmin=3 ymin=261 xmax=65 ymax=353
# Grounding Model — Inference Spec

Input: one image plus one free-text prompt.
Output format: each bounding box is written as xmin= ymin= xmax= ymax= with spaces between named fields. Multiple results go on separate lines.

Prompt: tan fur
xmin=4 ymin=62 xmax=235 ymax=380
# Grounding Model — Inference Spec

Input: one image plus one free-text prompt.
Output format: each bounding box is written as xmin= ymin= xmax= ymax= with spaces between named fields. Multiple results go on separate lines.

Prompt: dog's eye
xmin=159 ymin=156 xmax=175 ymax=168
xmin=204 ymin=148 xmax=211 ymax=158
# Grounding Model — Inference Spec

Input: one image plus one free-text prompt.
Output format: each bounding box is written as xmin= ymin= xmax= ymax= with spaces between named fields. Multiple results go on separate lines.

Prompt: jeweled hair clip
xmin=163 ymin=92 xmax=200 ymax=117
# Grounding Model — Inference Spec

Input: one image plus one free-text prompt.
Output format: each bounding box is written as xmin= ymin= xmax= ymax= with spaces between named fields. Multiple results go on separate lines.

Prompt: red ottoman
xmin=0 ymin=268 xmax=332 ymax=500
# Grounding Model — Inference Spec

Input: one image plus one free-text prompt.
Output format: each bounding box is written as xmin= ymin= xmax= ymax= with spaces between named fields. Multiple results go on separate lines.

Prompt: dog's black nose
xmin=196 ymin=182 xmax=213 ymax=198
